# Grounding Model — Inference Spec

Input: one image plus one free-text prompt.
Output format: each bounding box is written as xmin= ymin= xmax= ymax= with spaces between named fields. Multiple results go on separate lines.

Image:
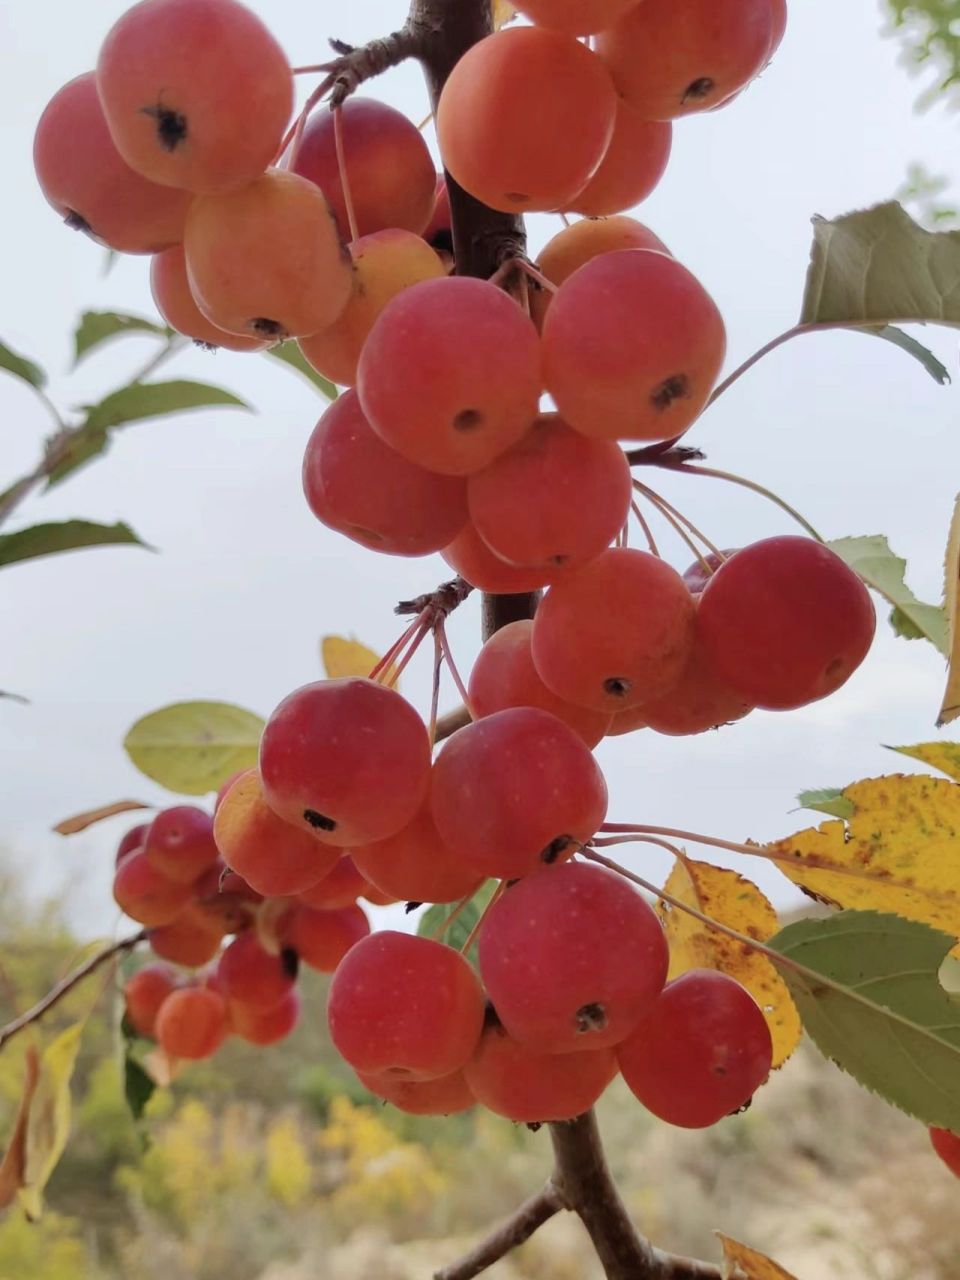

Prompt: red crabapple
xmin=358 ymin=1068 xmax=476 ymax=1116
xmin=124 ymin=964 xmax=179 ymax=1039
xmin=144 ymin=805 xmax=219 ymax=884
xmin=155 ymin=986 xmax=228 ymax=1060
xmin=217 ymin=932 xmax=298 ymax=1012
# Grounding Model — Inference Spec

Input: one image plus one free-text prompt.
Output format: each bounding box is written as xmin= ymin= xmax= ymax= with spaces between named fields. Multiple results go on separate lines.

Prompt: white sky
xmin=1 ymin=0 xmax=959 ymax=937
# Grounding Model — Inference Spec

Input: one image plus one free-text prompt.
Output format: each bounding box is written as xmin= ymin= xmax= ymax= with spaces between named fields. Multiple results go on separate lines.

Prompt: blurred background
xmin=1 ymin=1 xmax=959 ymax=1275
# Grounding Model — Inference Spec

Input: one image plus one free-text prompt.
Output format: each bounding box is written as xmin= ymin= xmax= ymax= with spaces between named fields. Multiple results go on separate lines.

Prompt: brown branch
xmin=309 ymin=28 xmax=429 ymax=108
xmin=0 ymin=931 xmax=146 ymax=1052
xmin=624 ymin=444 xmax=707 ymax=468
xmin=433 ymin=1181 xmax=567 ymax=1280
xmin=395 ymin=575 xmax=474 ymax=624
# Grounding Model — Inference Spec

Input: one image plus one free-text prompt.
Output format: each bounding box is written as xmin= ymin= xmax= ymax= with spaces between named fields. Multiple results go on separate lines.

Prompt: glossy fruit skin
xmin=96 ymin=0 xmax=293 ymax=192
xmin=149 ymin=904 xmax=225 ymax=967
xmin=298 ymin=855 xmax=368 ymax=909
xmin=617 ymin=970 xmax=773 ymax=1128
xmin=155 ymin=986 xmax=228 ymax=1059
xmin=124 ymin=964 xmax=179 ymax=1038
xmin=532 ymin=549 xmax=697 ymax=712
xmin=567 ymin=103 xmax=672 ymax=218
xmin=682 ymin=550 xmax=738 ymax=596
xmin=465 ymin=1020 xmax=617 ymax=1123
xmin=639 ymin=627 xmax=753 ymax=737
xmin=228 ymin=989 xmax=301 ymax=1046
xmin=350 ymin=802 xmax=485 ymax=905
xmin=605 ymin=706 xmax=648 ymax=737
xmin=532 ymin=216 xmax=669 ymax=330
xmin=479 ymin=863 xmax=669 ymax=1053
xmin=442 ymin=523 xmax=560 ymax=594
xmin=260 ymin=680 xmax=432 ymax=846
xmin=302 ymin=390 xmax=469 ymax=557
xmin=280 ymin=903 xmax=370 ymax=972
xmin=437 ymin=27 xmax=616 ymax=213
xmin=431 ymin=708 xmax=608 ymax=880
xmin=299 ymin=229 xmax=445 ymax=387
xmin=34 ymin=72 xmax=191 ymax=252
xmin=542 ymin=249 xmax=726 ymax=443
xmin=290 ymin=97 xmax=435 ymax=239
xmin=151 ymin=245 xmax=267 ymax=351
xmin=513 ymin=0 xmax=640 ymax=36
xmin=116 ymin=822 xmax=150 ymax=865
xmin=144 ymin=805 xmax=220 ymax=884
xmin=468 ymin=619 xmax=612 ymax=748
xmin=327 ymin=932 xmax=486 ymax=1081
xmin=114 ymin=849 xmax=193 ymax=926
xmin=596 ymin=0 xmax=774 ymax=120
xmin=467 ymin=418 xmax=632 ymax=572
xmin=357 ymin=277 xmax=542 ymax=477
xmin=930 ymin=1128 xmax=960 ymax=1178
xmin=217 ymin=932 xmax=297 ymax=1011
xmin=697 ymin=536 xmax=876 ymax=710
xmin=214 ymin=768 xmax=341 ymax=897
xmin=358 ymin=1068 xmax=475 ymax=1116
xmin=185 ymin=169 xmax=353 ymax=341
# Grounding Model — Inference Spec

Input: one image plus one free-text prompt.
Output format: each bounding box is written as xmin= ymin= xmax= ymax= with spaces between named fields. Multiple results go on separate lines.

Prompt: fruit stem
xmin=664 ymin=463 xmax=826 ymax=542
xmin=630 ymin=499 xmax=661 ymax=557
xmin=332 ymin=105 xmax=360 ymax=242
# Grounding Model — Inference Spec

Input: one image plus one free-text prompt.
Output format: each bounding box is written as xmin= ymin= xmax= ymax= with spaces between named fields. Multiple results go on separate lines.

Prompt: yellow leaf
xmin=658 ymin=859 xmax=801 ymax=1069
xmin=321 ymin=635 xmax=382 ymax=681
xmin=18 ymin=1022 xmax=85 ymax=1221
xmin=767 ymin=774 xmax=960 ymax=937
xmin=492 ymin=0 xmax=516 ymax=28
xmin=0 ymin=1047 xmax=39 ymax=1209
xmin=890 ymin=740 xmax=960 ymax=783
xmin=717 ymin=1234 xmax=801 ymax=1280
xmin=940 ymin=492 xmax=960 ymax=725
xmin=53 ymin=798 xmax=151 ymax=835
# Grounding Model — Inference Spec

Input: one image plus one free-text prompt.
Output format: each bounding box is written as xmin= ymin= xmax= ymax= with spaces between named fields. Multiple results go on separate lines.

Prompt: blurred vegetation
xmin=0 ymin=874 xmax=959 ymax=1278
xmin=886 ymin=0 xmax=960 ymax=108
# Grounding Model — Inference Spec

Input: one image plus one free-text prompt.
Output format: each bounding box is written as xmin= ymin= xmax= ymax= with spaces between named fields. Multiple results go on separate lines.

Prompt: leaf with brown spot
xmin=0 ymin=1047 xmax=39 ymax=1209
xmin=18 ymin=1022 xmax=85 ymax=1220
xmin=717 ymin=1234 xmax=801 ymax=1279
xmin=887 ymin=740 xmax=960 ymax=783
xmin=53 ymin=799 xmax=152 ymax=835
xmin=767 ymin=774 xmax=960 ymax=937
xmin=657 ymin=859 xmax=801 ymax=1068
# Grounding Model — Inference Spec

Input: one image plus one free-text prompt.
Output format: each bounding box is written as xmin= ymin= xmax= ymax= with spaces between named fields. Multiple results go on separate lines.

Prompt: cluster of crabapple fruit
xmin=45 ymin=0 xmax=878 ymax=1130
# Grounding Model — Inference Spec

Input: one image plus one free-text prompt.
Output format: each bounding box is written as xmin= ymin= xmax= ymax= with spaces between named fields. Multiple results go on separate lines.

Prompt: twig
xmin=435 ymin=705 xmax=471 ymax=742
xmin=396 ymin=575 xmax=474 ymax=625
xmin=313 ymin=28 xmax=428 ymax=108
xmin=0 ymin=931 xmax=146 ymax=1052
xmin=656 ymin=462 xmax=825 ymax=541
xmin=433 ymin=1181 xmax=567 ymax=1280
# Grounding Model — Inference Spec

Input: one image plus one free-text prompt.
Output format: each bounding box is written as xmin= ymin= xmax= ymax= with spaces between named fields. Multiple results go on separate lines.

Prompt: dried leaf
xmin=54 ymin=799 xmax=151 ymax=836
xmin=658 ymin=860 xmax=801 ymax=1068
xmin=767 ymin=774 xmax=960 ymax=937
xmin=718 ymin=1234 xmax=800 ymax=1279
xmin=0 ymin=1048 xmax=40 ymax=1209
xmin=940 ymin=493 xmax=960 ymax=724
xmin=18 ymin=1022 xmax=85 ymax=1220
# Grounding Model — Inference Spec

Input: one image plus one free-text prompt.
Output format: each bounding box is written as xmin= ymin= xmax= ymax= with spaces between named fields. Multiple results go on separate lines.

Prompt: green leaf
xmin=768 ymin=910 xmax=960 ymax=1130
xmin=73 ymin=311 xmax=171 ymax=365
xmin=874 ymin=324 xmax=951 ymax=383
xmin=0 ymin=338 xmax=46 ymax=390
xmin=802 ymin=202 xmax=960 ymax=330
xmin=124 ymin=701 xmax=265 ymax=796
xmin=123 ymin=1053 xmax=156 ymax=1123
xmin=0 ymin=520 xmax=148 ymax=569
xmin=81 ymin=379 xmax=250 ymax=432
xmin=44 ymin=426 xmax=109 ymax=487
xmin=826 ymin=534 xmax=948 ymax=655
xmin=889 ymin=605 xmax=927 ymax=640
xmin=418 ymin=881 xmax=496 ymax=964
xmin=795 ymin=788 xmax=855 ymax=820
xmin=264 ymin=343 xmax=338 ymax=399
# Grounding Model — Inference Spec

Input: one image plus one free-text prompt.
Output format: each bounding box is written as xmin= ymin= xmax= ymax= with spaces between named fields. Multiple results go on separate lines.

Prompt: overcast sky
xmin=1 ymin=0 xmax=959 ymax=938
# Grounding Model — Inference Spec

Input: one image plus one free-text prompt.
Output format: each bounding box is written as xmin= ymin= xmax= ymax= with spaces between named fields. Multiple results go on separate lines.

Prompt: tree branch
xmin=305 ymin=28 xmax=430 ymax=107
xmin=433 ymin=1180 xmax=567 ymax=1280
xmin=0 ymin=931 xmax=146 ymax=1052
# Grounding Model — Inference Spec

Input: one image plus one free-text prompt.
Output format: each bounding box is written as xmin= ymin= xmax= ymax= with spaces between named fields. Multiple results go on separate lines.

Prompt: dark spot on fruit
xmin=825 ymin=657 xmax=845 ymax=682
xmin=404 ymin=901 xmax=423 ymax=914
xmin=603 ymin=677 xmax=632 ymax=699
xmin=141 ymin=103 xmax=189 ymax=152
xmin=682 ymin=77 xmax=716 ymax=104
xmin=64 ymin=208 xmax=92 ymax=236
xmin=549 ymin=553 xmax=570 ymax=566
xmin=251 ymin=317 xmax=288 ymax=340
xmin=505 ymin=192 xmax=529 ymax=204
xmin=650 ymin=374 xmax=690 ymax=412
xmin=303 ymin=809 xmax=336 ymax=832
xmin=454 ymin=408 xmax=484 ymax=432
xmin=541 ymin=834 xmax=574 ymax=864
xmin=712 ymin=1064 xmax=728 ymax=1076
xmin=280 ymin=948 xmax=300 ymax=981
xmin=193 ymin=338 xmax=218 ymax=352
xmin=575 ymin=1002 xmax=607 ymax=1034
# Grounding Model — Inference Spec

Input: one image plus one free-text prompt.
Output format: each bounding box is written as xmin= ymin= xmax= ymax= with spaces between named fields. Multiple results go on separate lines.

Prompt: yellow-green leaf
xmin=940 ymin=492 xmax=960 ymax=725
xmin=658 ymin=859 xmax=801 ymax=1069
xmin=718 ymin=1234 xmax=800 ymax=1279
xmin=18 ymin=1022 xmax=85 ymax=1221
xmin=493 ymin=0 xmax=516 ymax=28
xmin=321 ymin=635 xmax=381 ymax=681
xmin=124 ymin=701 xmax=264 ymax=796
xmin=886 ymin=740 xmax=960 ymax=783
xmin=766 ymin=774 xmax=960 ymax=937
